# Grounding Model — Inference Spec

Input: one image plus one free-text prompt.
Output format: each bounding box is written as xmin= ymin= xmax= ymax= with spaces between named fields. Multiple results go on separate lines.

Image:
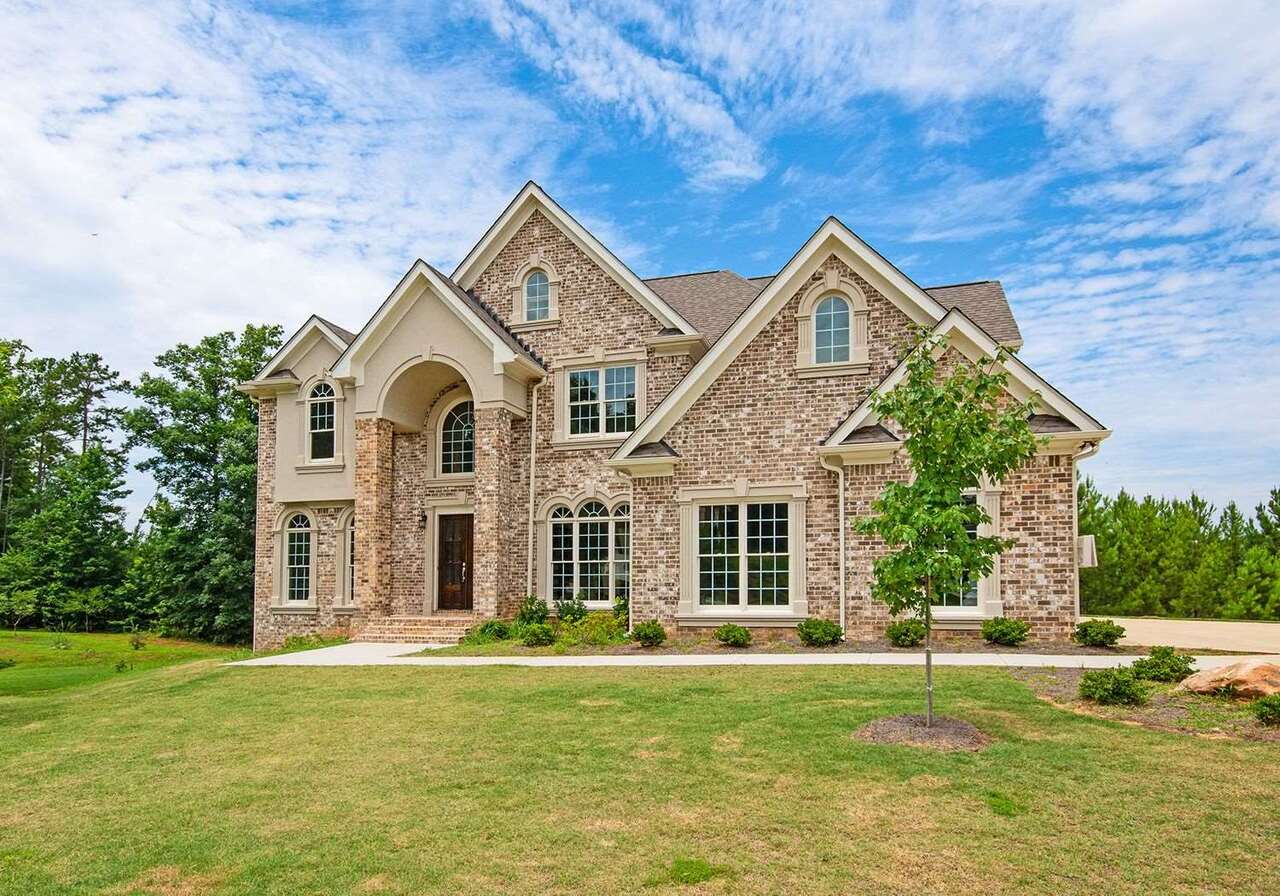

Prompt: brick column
xmin=472 ymin=405 xmax=517 ymax=617
xmin=252 ymin=397 xmax=278 ymax=650
xmin=354 ymin=416 xmax=394 ymax=618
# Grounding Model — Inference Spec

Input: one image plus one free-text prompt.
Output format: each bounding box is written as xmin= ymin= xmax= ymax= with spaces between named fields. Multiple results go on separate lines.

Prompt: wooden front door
xmin=437 ymin=514 xmax=473 ymax=611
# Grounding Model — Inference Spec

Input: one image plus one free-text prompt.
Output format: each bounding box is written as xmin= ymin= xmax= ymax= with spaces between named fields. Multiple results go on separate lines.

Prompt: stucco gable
xmin=243 ymin=315 xmax=352 ymax=390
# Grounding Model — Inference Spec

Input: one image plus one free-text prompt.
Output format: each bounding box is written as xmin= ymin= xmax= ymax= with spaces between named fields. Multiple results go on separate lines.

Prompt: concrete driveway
xmin=1089 ymin=617 xmax=1280 ymax=653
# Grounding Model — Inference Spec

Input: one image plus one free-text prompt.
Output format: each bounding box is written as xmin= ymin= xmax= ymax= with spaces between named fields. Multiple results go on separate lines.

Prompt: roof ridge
xmin=643 ymin=268 xmax=735 ymax=281
xmin=424 ymin=262 xmax=546 ymax=368
xmin=925 ymin=279 xmax=998 ymax=289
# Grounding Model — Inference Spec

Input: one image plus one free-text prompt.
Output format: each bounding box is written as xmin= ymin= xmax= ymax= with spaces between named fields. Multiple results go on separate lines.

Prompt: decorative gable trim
xmin=823 ymin=308 xmax=1110 ymax=450
xmin=612 ymin=217 xmax=951 ymax=459
xmin=241 ymin=316 xmax=351 ymax=393
xmin=451 ymin=181 xmax=699 ymax=337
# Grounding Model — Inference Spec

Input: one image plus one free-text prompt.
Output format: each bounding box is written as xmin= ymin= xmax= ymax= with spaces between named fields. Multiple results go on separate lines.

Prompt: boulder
xmin=1177 ymin=660 xmax=1280 ymax=698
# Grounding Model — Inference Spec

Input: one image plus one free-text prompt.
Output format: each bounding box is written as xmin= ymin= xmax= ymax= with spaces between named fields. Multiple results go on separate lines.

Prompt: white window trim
xmin=436 ymin=395 xmax=476 ymax=480
xmin=509 ymin=253 xmax=561 ymax=330
xmin=272 ymin=507 xmax=319 ymax=609
xmin=794 ymin=270 xmax=870 ymax=377
xmin=931 ymin=481 xmax=1003 ymax=621
xmin=296 ymin=377 xmax=346 ymax=472
xmin=551 ymin=349 xmax=647 ymax=449
xmin=544 ymin=499 xmax=631 ymax=607
xmin=334 ymin=506 xmax=356 ymax=611
xmin=676 ymin=481 xmax=808 ymax=622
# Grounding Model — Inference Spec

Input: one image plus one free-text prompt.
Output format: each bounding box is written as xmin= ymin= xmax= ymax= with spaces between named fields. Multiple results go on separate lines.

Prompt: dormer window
xmin=814 ymin=295 xmax=851 ymax=364
xmin=308 ymin=383 xmax=336 ymax=460
xmin=795 ymin=269 xmax=870 ymax=377
xmin=524 ymin=271 xmax=550 ymax=322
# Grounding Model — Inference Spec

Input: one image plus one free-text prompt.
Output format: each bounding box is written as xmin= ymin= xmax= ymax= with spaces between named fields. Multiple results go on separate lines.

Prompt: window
xmin=698 ymin=502 xmax=790 ymax=608
xmin=308 ymin=383 xmax=336 ymax=460
xmin=345 ymin=519 xmax=356 ymax=605
xmin=440 ymin=400 xmax=474 ymax=475
xmin=547 ymin=501 xmax=631 ymax=603
xmin=934 ymin=495 xmax=979 ymax=609
xmin=568 ymin=365 xmax=636 ymax=437
xmin=814 ymin=295 xmax=850 ymax=364
xmin=524 ymin=271 xmax=550 ymax=321
xmin=285 ymin=513 xmax=312 ymax=602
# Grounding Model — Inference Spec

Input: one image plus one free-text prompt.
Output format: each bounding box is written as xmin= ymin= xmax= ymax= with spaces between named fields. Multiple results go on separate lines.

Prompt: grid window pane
xmin=346 ymin=525 xmax=356 ymax=604
xmin=698 ymin=504 xmax=740 ymax=606
xmin=551 ymin=519 xmax=574 ymax=600
xmin=308 ymin=386 xmax=336 ymax=460
xmin=604 ymin=365 xmax=636 ymax=434
xmin=613 ymin=517 xmax=630 ymax=600
xmin=935 ymin=495 xmax=980 ymax=608
xmin=746 ymin=502 xmax=789 ymax=606
xmin=525 ymin=271 xmax=550 ymax=321
xmin=568 ymin=370 xmax=601 ymax=435
xmin=286 ymin=517 xmax=311 ymax=602
xmin=815 ymin=295 xmax=851 ymax=364
xmin=578 ymin=520 xmax=609 ymax=601
xmin=441 ymin=401 xmax=474 ymax=474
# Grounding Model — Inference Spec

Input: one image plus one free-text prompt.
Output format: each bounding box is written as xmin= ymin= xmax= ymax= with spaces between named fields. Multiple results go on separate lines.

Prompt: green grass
xmin=0 ymin=630 xmax=241 ymax=696
xmin=1 ymin=658 xmax=1278 ymax=894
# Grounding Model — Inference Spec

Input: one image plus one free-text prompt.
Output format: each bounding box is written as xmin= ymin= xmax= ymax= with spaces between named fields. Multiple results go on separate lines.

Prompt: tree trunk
xmin=924 ymin=577 xmax=934 ymax=728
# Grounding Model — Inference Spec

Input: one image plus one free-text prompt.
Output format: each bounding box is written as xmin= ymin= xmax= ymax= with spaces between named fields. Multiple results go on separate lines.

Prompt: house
xmin=238 ymin=182 xmax=1109 ymax=649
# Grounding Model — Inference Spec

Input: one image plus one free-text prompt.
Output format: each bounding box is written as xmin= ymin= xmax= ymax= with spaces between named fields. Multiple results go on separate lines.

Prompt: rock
xmin=1178 ymin=660 xmax=1280 ymax=698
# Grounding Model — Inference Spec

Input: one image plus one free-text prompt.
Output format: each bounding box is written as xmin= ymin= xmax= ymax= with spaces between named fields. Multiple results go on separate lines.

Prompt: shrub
xmin=1130 ymin=645 xmax=1196 ymax=683
xmin=554 ymin=593 xmax=589 ymax=624
xmin=612 ymin=593 xmax=629 ymax=621
xmin=1250 ymin=694 xmax=1280 ymax=727
xmin=520 ymin=623 xmax=555 ymax=647
xmin=129 ymin=633 xmax=147 ymax=651
xmin=560 ymin=611 xmax=627 ymax=647
xmin=631 ymin=620 xmax=667 ymax=647
xmin=113 ymin=659 xmax=132 ymax=673
xmin=885 ymin=618 xmax=926 ymax=647
xmin=714 ymin=623 xmax=752 ymax=648
xmin=981 ymin=616 xmax=1030 ymax=647
xmin=1079 ymin=668 xmax=1147 ymax=705
xmin=1073 ymin=618 xmax=1126 ymax=648
xmin=51 ymin=636 xmax=71 ymax=651
xmin=796 ymin=618 xmax=842 ymax=647
xmin=515 ymin=594 xmax=549 ymax=626
xmin=461 ymin=619 xmax=511 ymax=645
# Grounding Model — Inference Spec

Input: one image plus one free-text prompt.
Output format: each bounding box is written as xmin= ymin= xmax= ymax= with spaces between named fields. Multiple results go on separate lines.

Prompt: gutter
xmin=818 ymin=454 xmax=847 ymax=634
xmin=526 ymin=379 xmax=544 ymax=597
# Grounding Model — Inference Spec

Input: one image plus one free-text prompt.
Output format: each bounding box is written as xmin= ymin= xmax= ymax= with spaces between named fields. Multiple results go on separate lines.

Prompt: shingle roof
xmin=314 ymin=316 xmax=356 ymax=344
xmin=1029 ymin=414 xmax=1079 ymax=433
xmin=646 ymin=271 xmax=1022 ymax=347
xmin=631 ymin=440 xmax=679 ymax=457
xmin=841 ymin=424 xmax=899 ymax=445
xmin=425 ymin=263 xmax=546 ymax=369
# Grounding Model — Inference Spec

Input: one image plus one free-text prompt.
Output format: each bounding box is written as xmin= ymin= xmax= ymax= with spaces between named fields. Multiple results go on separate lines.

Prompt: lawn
xmin=0 ymin=629 xmax=241 ymax=696
xmin=1 ymin=656 xmax=1277 ymax=894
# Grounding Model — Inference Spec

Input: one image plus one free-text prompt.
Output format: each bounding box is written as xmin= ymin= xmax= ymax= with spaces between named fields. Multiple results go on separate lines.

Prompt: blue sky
xmin=2 ymin=0 xmax=1278 ymax=519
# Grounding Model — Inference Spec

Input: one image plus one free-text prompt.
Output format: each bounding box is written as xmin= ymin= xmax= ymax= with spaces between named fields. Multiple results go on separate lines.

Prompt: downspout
xmin=525 ymin=379 xmax=544 ymax=598
xmin=1069 ymin=440 xmax=1101 ymax=621
xmin=819 ymin=453 xmax=847 ymax=634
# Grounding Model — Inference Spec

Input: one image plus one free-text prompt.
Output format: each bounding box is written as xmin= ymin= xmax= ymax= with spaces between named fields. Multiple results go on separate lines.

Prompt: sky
xmin=2 ymin=0 xmax=1278 ymax=521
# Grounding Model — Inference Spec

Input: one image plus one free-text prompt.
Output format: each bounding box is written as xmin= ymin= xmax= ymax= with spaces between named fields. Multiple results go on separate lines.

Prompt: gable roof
xmin=451 ymin=181 xmax=699 ymax=337
xmin=330 ymin=259 xmax=544 ymax=382
xmin=823 ymin=308 xmax=1108 ymax=447
xmin=613 ymin=216 xmax=956 ymax=460
xmin=922 ymin=281 xmax=1021 ymax=346
xmin=251 ymin=314 xmax=353 ymax=382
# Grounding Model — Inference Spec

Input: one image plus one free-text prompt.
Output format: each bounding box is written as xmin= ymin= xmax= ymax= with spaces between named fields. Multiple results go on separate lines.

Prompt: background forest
xmin=0 ymin=328 xmax=1277 ymax=643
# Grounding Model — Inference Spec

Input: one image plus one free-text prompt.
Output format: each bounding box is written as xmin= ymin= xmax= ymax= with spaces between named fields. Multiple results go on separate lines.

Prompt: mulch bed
xmin=852 ymin=714 xmax=993 ymax=752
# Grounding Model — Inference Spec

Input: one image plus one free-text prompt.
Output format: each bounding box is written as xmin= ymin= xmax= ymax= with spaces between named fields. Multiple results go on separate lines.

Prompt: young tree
xmin=125 ymin=325 xmax=281 ymax=642
xmin=856 ymin=332 xmax=1041 ymax=725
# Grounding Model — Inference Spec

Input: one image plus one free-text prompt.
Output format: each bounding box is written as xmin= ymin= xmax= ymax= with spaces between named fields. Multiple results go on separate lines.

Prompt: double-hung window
xmin=308 ymin=383 xmax=336 ymax=460
xmin=697 ymin=501 xmax=791 ymax=608
xmin=285 ymin=513 xmax=312 ymax=602
xmin=568 ymin=364 xmax=636 ymax=437
xmin=933 ymin=494 xmax=979 ymax=610
xmin=549 ymin=502 xmax=631 ymax=604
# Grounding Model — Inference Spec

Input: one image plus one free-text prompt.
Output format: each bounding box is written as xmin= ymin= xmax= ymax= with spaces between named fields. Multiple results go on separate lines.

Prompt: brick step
xmin=354 ymin=614 xmax=486 ymax=645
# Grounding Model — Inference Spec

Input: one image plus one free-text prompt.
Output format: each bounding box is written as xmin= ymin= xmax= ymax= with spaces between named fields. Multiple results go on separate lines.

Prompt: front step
xmin=354 ymin=614 xmax=485 ymax=645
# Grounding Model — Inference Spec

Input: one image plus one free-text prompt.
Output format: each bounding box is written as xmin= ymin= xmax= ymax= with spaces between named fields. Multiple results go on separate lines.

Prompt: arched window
xmin=308 ymin=383 xmax=336 ymax=460
xmin=285 ymin=513 xmax=312 ymax=602
xmin=440 ymin=400 xmax=474 ymax=475
xmin=814 ymin=295 xmax=851 ymax=364
xmin=548 ymin=501 xmax=632 ymax=604
xmin=345 ymin=517 xmax=356 ymax=605
xmin=524 ymin=271 xmax=550 ymax=322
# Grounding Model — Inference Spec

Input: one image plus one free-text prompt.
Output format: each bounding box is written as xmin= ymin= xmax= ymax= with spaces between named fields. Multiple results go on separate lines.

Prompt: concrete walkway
xmin=1088 ymin=616 xmax=1280 ymax=653
xmin=229 ymin=641 xmax=1280 ymax=670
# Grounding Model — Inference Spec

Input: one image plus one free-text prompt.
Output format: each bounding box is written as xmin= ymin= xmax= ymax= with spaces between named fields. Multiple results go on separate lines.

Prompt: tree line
xmin=1079 ymin=478 xmax=1280 ymax=619
xmin=0 ymin=327 xmax=281 ymax=642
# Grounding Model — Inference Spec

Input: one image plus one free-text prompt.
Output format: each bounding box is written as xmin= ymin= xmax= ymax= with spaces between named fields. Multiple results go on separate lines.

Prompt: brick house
xmin=239 ymin=182 xmax=1109 ymax=649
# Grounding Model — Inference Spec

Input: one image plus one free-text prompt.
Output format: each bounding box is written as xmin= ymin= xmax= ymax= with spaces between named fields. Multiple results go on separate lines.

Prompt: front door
xmin=437 ymin=514 xmax=473 ymax=611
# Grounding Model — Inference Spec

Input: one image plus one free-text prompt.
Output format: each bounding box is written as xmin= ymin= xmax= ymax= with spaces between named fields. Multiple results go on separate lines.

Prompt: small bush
xmin=554 ymin=593 xmax=589 ymax=624
xmin=113 ymin=659 xmax=132 ymax=673
xmin=631 ymin=620 xmax=667 ymax=647
xmin=1130 ymin=645 xmax=1196 ymax=683
xmin=714 ymin=623 xmax=752 ymax=648
xmin=613 ymin=593 xmax=629 ymax=621
xmin=515 ymin=594 xmax=549 ymax=626
xmin=520 ymin=623 xmax=555 ymax=647
xmin=51 ymin=636 xmax=71 ymax=651
xmin=885 ymin=618 xmax=926 ymax=647
xmin=0 ymin=658 xmax=15 ymax=670
xmin=1073 ymin=618 xmax=1126 ymax=648
xmin=560 ymin=611 xmax=627 ymax=647
xmin=796 ymin=618 xmax=843 ymax=647
xmin=981 ymin=616 xmax=1030 ymax=647
xmin=129 ymin=633 xmax=147 ymax=651
xmin=1079 ymin=668 xmax=1147 ymax=705
xmin=461 ymin=619 xmax=511 ymax=645
xmin=1250 ymin=694 xmax=1280 ymax=727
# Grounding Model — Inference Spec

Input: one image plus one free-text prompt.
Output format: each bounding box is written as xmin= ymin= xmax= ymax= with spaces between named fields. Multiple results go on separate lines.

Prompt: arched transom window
xmin=440 ymin=400 xmax=475 ymax=475
xmin=308 ymin=383 xmax=336 ymax=460
xmin=524 ymin=271 xmax=550 ymax=322
xmin=550 ymin=501 xmax=630 ymax=603
xmin=814 ymin=295 xmax=851 ymax=364
xmin=285 ymin=513 xmax=312 ymax=602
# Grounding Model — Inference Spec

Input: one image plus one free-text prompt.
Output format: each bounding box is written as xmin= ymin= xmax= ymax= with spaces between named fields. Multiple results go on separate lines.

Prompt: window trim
xmin=794 ymin=270 xmax=870 ymax=377
xmin=930 ymin=482 xmax=1003 ymax=621
xmin=545 ymin=499 xmax=631 ymax=607
xmin=552 ymin=350 xmax=647 ymax=449
xmin=272 ymin=507 xmax=319 ymax=608
xmin=676 ymin=482 xmax=808 ymax=621
xmin=295 ymin=377 xmax=345 ymax=472
xmin=436 ymin=395 xmax=476 ymax=479
xmin=335 ymin=506 xmax=356 ymax=610
xmin=509 ymin=254 xmax=561 ymax=329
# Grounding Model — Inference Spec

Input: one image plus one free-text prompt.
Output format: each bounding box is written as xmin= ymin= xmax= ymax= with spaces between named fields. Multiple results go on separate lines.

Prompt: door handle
xmin=461 ymin=561 xmax=467 ymax=582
